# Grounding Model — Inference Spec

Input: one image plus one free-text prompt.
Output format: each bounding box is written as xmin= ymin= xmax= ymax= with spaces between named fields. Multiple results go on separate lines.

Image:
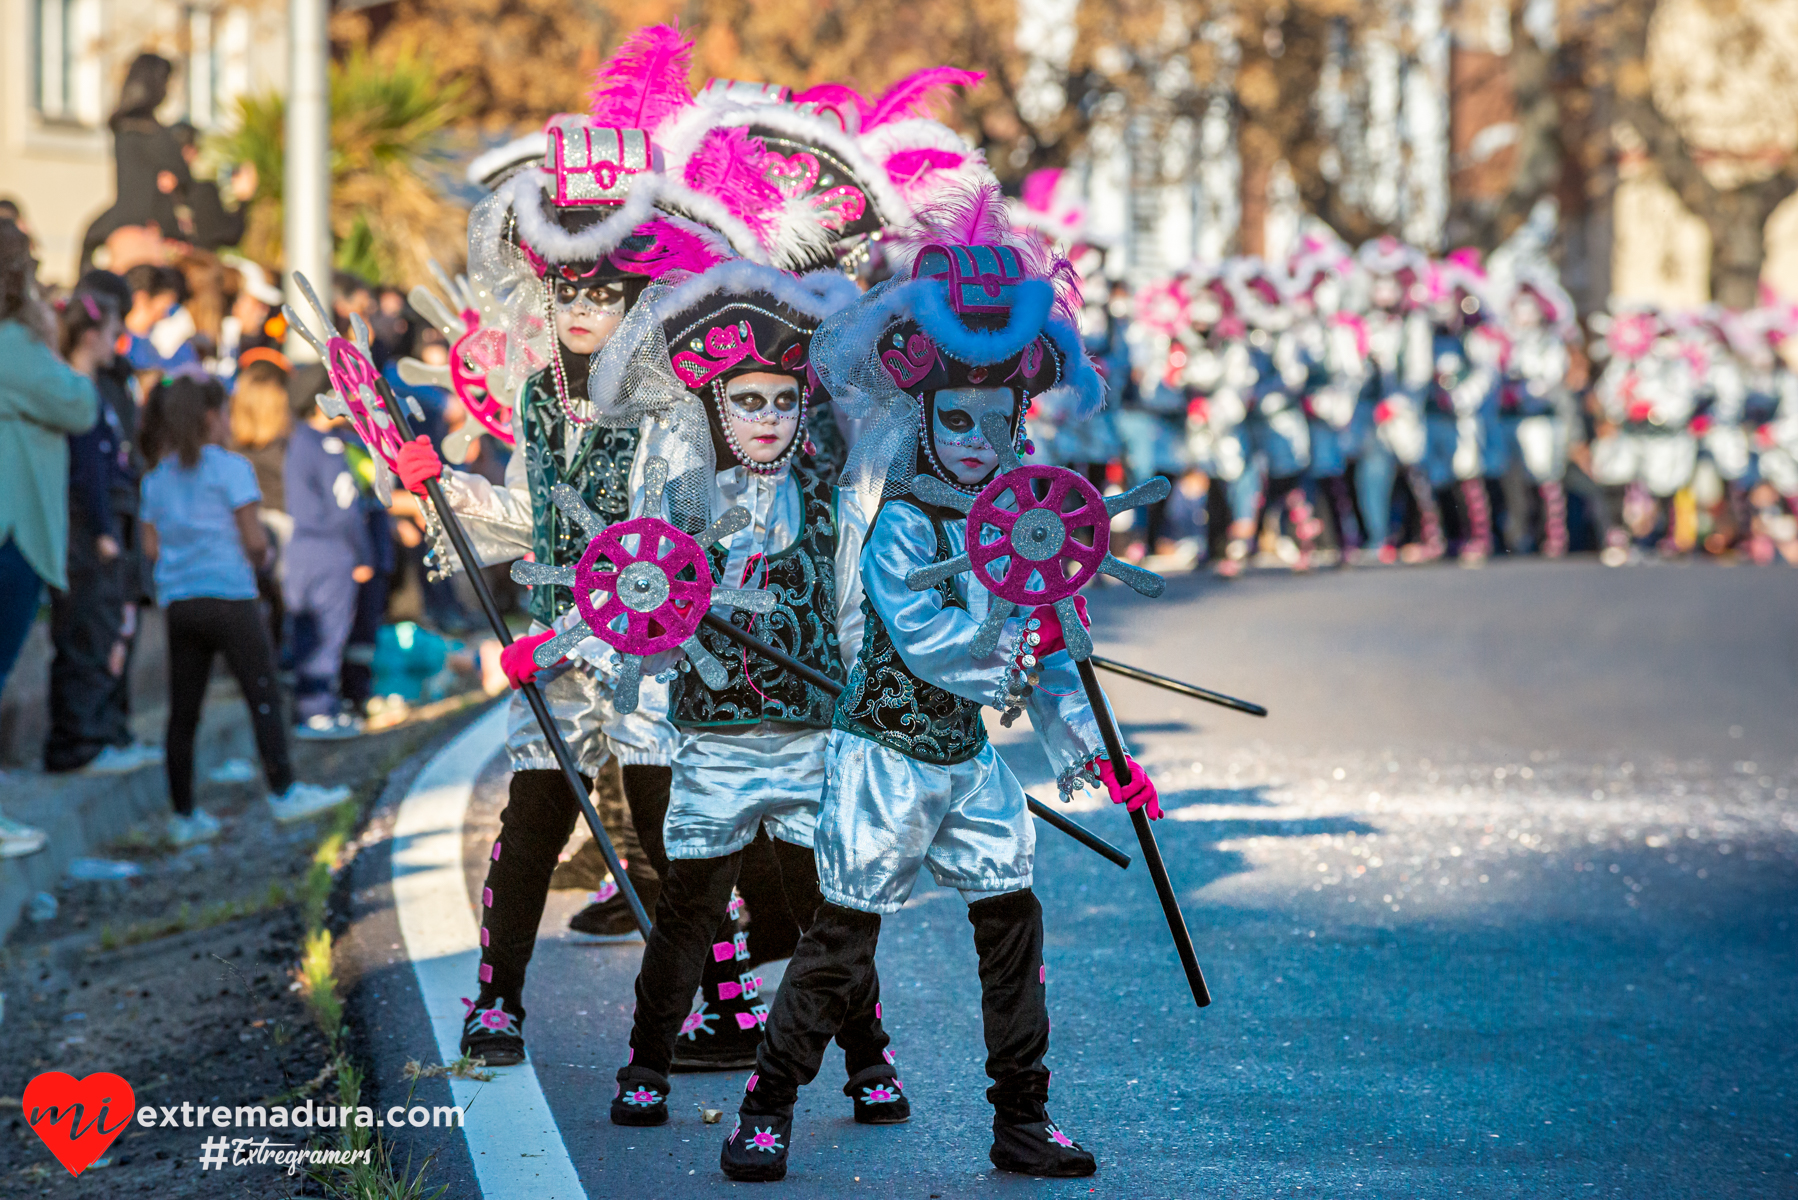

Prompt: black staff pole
xmin=1075 ymin=658 xmax=1211 ymax=1007
xmin=1088 ymin=655 xmax=1268 ymax=718
xmin=375 ymin=378 xmax=652 ymax=937
xmin=699 ymin=612 xmax=1133 ymax=871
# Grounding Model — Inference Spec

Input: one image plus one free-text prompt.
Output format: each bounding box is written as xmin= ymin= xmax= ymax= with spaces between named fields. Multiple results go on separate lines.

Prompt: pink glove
xmin=1091 ymin=754 xmax=1162 ymax=820
xmin=1029 ymin=596 xmax=1089 ymax=659
xmin=500 ymin=629 xmax=560 ymax=690
xmin=395 ymin=435 xmax=443 ymax=495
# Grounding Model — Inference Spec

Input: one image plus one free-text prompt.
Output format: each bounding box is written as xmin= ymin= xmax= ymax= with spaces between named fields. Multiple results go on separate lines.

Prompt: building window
xmin=30 ymin=0 xmax=101 ymax=127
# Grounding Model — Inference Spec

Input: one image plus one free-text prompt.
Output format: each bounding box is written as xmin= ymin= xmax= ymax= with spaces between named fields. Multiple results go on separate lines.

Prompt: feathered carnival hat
xmin=585 ymin=260 xmax=860 ymax=524
xmin=653 ymin=65 xmax=994 ymax=272
xmin=811 ymin=182 xmax=1102 ymax=510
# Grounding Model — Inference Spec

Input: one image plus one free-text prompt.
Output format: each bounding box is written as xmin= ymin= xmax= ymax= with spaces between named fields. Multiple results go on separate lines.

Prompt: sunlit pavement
xmin=362 ymin=558 xmax=1797 ymax=1198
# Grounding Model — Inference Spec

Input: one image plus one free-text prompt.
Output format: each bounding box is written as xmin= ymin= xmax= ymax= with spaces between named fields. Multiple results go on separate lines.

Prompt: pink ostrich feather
xmin=791 ymin=67 xmax=982 ymax=129
xmin=609 ymin=218 xmax=730 ymax=279
xmin=901 ymin=182 xmax=1082 ymax=323
xmin=866 ymin=67 xmax=984 ymax=128
xmin=684 ymin=126 xmax=785 ymax=242
xmin=587 ymin=24 xmax=696 ymax=131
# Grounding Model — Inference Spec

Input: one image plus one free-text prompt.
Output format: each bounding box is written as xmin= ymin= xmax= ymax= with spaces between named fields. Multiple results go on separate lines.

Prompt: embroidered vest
xmin=669 ymin=459 xmax=846 ymax=730
xmin=519 ymin=369 xmax=640 ymax=627
xmin=833 ymin=502 xmax=989 ymax=765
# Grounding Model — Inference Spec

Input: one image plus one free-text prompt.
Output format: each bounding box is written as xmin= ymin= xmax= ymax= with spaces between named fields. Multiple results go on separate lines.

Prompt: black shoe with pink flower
xmin=844 ymin=1064 xmax=911 ymax=1125
xmin=989 ymin=1112 xmax=1097 ymax=1177
xmin=609 ymin=1065 xmax=670 ymax=1127
xmin=457 ymin=998 xmax=525 ymax=1067
xmin=719 ymin=1105 xmax=791 ymax=1182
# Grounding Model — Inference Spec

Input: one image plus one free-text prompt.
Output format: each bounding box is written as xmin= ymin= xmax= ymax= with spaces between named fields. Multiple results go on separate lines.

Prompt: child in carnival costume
xmin=1285 ymin=227 xmax=1372 ymax=561
xmin=1420 ymin=251 xmax=1504 ymax=565
xmin=1209 ymin=258 xmax=1319 ymax=574
xmin=1497 ymin=270 xmax=1579 ymax=556
xmin=718 ymin=185 xmax=1165 ymax=1182
xmin=564 ymin=259 xmax=908 ymax=1127
xmin=391 ymin=27 xmax=780 ymax=1065
xmin=1355 ymin=236 xmax=1443 ymax=562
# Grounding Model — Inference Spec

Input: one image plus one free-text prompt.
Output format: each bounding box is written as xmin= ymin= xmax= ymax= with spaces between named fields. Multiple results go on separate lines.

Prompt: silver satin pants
xmin=664 ymin=726 xmax=827 ymax=860
xmin=503 ymin=658 xmax=673 ymax=774
xmin=815 ymin=730 xmax=1035 ymax=915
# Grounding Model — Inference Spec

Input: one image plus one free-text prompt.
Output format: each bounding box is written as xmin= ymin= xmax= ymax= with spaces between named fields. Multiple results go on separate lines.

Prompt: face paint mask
xmin=715 ymin=372 xmax=806 ymax=473
xmin=924 ymin=387 xmax=1015 ymax=490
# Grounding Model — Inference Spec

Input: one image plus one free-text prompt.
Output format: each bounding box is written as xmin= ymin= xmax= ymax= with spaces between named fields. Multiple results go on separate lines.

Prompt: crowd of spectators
xmin=0 ymin=58 xmax=511 ymax=862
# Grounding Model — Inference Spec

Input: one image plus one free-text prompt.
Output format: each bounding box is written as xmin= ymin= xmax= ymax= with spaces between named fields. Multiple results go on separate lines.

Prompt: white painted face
xmin=931 ymin=388 xmax=1013 ymax=486
xmin=551 ymin=279 xmax=628 ymax=355
xmin=722 ymin=371 xmax=802 ymax=465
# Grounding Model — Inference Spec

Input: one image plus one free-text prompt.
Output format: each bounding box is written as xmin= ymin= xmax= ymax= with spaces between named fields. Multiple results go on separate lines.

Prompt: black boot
xmin=990 ymin=1114 xmax=1096 ymax=1177
xmin=844 ymin=1063 xmax=910 ymax=1124
xmin=568 ymin=868 xmax=660 ymax=941
xmin=720 ymin=1086 xmax=792 ymax=1182
xmin=969 ymin=890 xmax=1093 ymax=1177
xmin=458 ymin=771 xmax=586 ymax=1069
xmin=610 ymin=1064 xmax=671 ymax=1127
xmin=458 ymin=997 xmax=525 ymax=1067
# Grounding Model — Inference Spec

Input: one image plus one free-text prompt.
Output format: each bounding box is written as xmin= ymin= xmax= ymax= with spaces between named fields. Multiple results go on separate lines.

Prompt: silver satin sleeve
xmin=833 ymin=486 xmax=872 ymax=669
xmin=862 ymin=502 xmax=1023 ymax=708
xmin=1025 ymin=651 xmax=1105 ymax=797
xmin=665 ymin=724 xmax=828 ymax=859
xmin=436 ymin=461 xmax=533 ymax=566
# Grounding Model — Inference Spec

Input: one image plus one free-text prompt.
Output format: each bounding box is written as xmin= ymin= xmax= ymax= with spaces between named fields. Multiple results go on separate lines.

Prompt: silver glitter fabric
xmin=814 ymin=501 xmax=1105 ymax=914
xmin=665 ymin=725 xmax=829 ymax=859
xmin=814 ymin=733 xmax=1034 ymax=914
xmin=503 ymin=621 xmax=674 ymax=772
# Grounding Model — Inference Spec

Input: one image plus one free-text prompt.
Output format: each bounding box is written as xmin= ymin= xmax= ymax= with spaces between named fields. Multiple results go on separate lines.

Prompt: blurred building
xmin=0 ymin=0 xmax=286 ymax=284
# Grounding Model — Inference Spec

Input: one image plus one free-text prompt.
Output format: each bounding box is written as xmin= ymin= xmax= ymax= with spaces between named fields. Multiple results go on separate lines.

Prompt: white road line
xmin=392 ymin=705 xmax=588 ymax=1200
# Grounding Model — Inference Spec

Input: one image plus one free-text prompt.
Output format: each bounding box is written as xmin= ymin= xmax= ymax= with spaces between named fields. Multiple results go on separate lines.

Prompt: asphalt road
xmin=349 ymin=559 xmax=1798 ymax=1199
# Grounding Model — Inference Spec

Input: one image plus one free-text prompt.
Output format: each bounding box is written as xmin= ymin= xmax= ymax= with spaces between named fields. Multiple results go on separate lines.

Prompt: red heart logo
xmin=24 ymin=1071 xmax=136 ymax=1176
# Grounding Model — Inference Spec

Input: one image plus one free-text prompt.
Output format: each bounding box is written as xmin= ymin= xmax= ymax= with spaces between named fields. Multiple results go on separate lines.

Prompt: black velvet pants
xmin=750 ymin=889 xmax=1051 ymax=1120
xmin=474 ymin=765 xmax=809 ymax=1022
xmin=625 ymin=835 xmax=890 ymax=1078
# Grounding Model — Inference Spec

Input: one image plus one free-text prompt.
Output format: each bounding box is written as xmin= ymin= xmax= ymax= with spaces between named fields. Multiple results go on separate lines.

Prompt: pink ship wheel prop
xmin=510 ymin=460 xmax=774 ymax=713
xmin=907 ymin=411 xmax=1172 ymax=660
xmin=283 ymin=273 xmax=407 ymax=471
xmin=449 ymin=312 xmax=516 ymax=446
xmin=967 ymin=464 xmax=1108 ymax=606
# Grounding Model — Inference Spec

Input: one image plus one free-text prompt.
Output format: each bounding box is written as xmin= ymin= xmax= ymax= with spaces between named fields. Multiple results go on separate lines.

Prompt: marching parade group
xmin=296 ymin=20 xmax=1796 ymax=1187
xmin=1020 ymin=189 xmax=1798 ymax=571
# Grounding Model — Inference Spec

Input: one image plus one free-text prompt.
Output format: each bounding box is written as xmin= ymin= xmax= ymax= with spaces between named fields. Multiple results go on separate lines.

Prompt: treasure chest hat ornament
xmin=877 ymin=234 xmax=1067 ymax=399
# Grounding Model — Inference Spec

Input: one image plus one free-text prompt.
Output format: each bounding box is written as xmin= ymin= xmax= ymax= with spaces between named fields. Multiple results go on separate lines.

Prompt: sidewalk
xmin=0 ymin=673 xmax=254 ymax=941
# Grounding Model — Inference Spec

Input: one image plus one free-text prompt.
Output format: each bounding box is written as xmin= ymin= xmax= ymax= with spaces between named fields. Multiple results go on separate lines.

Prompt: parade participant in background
xmin=1212 ymin=258 xmax=1318 ymax=574
xmin=1421 ymin=251 xmax=1503 ymax=565
xmin=1287 ymin=230 xmax=1372 ymax=561
xmin=1498 ymin=273 xmax=1578 ymax=556
xmin=567 ymin=259 xmax=905 ymax=1125
xmin=1356 ymin=237 xmax=1441 ymax=562
xmin=720 ymin=184 xmax=1162 ymax=1182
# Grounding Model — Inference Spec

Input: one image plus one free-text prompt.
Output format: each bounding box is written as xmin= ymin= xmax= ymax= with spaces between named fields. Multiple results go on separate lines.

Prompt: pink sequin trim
xmin=491 ymin=842 xmax=502 ymax=861
xmin=482 ymin=887 xmax=493 ymax=908
xmin=1040 ymin=965 xmax=1046 ymax=984
xmin=745 ymin=1073 xmax=758 ymax=1092
xmin=480 ymin=927 xmax=490 ymax=947
xmin=479 ymin=963 xmax=492 ymax=982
